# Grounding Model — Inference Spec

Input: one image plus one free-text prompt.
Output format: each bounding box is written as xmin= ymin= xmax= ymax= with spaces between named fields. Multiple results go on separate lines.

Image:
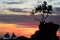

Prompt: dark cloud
xmin=0 ymin=7 xmax=60 ymax=27
xmin=0 ymin=14 xmax=60 ymax=25
xmin=7 ymin=7 xmax=60 ymax=14
xmin=3 ymin=1 xmax=26 ymax=4
xmin=0 ymin=14 xmax=39 ymax=28
xmin=7 ymin=8 xmax=23 ymax=12
xmin=52 ymin=7 xmax=60 ymax=15
xmin=7 ymin=8 xmax=30 ymax=13
xmin=54 ymin=7 xmax=60 ymax=12
xmin=3 ymin=2 xmax=19 ymax=4
xmin=0 ymin=14 xmax=38 ymax=24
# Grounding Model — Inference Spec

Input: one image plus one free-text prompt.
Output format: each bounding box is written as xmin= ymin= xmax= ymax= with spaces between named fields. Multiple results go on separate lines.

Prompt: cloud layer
xmin=0 ymin=14 xmax=60 ymax=25
xmin=3 ymin=0 xmax=27 ymax=4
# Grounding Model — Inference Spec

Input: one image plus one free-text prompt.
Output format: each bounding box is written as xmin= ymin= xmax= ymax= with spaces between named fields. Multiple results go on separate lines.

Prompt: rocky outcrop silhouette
xmin=30 ymin=22 xmax=59 ymax=40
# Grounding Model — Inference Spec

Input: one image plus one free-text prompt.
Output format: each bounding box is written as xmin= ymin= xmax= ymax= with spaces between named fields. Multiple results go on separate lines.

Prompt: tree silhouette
xmin=31 ymin=1 xmax=52 ymax=23
xmin=11 ymin=33 xmax=16 ymax=39
xmin=3 ymin=32 xmax=10 ymax=39
xmin=30 ymin=1 xmax=59 ymax=40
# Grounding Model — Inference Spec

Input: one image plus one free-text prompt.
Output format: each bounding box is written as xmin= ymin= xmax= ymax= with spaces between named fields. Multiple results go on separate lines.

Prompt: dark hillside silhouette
xmin=30 ymin=22 xmax=59 ymax=40
xmin=16 ymin=36 xmax=29 ymax=40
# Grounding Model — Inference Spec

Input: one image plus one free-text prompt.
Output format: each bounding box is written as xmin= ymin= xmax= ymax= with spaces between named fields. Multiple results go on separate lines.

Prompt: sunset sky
xmin=0 ymin=0 xmax=60 ymax=38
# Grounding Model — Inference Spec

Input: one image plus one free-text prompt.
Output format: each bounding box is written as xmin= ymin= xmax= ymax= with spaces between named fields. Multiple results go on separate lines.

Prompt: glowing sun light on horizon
xmin=0 ymin=23 xmax=39 ymax=38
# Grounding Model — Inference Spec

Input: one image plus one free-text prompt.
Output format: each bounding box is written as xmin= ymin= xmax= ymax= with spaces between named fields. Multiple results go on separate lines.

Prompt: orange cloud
xmin=0 ymin=23 xmax=38 ymax=38
xmin=0 ymin=23 xmax=60 ymax=38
